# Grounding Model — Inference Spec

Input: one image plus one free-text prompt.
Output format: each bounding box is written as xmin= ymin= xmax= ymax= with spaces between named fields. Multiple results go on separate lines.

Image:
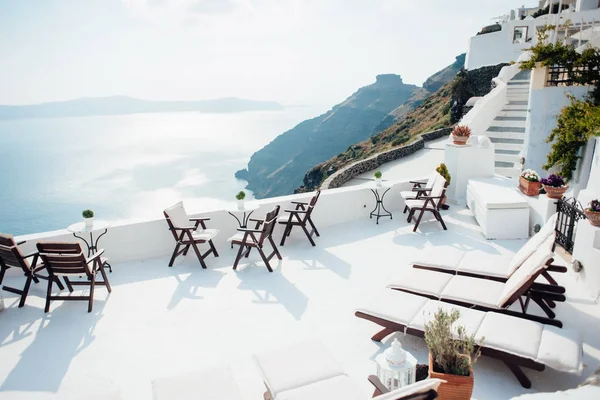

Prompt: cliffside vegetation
xmin=299 ymin=62 xmax=508 ymax=192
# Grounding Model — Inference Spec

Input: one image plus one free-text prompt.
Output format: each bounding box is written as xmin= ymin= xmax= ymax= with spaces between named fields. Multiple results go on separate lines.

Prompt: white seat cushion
xmin=476 ymin=312 xmax=543 ymax=361
xmin=164 ymin=201 xmax=193 ymax=228
xmin=387 ymin=268 xmax=452 ymax=297
xmin=409 ymin=300 xmax=486 ymax=338
xmin=228 ymin=232 xmax=245 ymax=242
xmin=440 ymin=275 xmax=504 ymax=309
xmin=356 ymin=289 xmax=429 ymax=327
xmin=404 ymin=199 xmax=427 ymax=209
xmin=375 ymin=378 xmax=443 ymax=400
xmin=458 ymin=252 xmax=513 ymax=279
xmin=537 ymin=325 xmax=583 ymax=374
xmin=276 ymin=375 xmax=364 ymax=400
xmin=253 ymin=341 xmax=345 ymax=397
xmin=507 ymin=214 xmax=557 ymax=274
xmin=152 ymin=366 xmax=242 ymax=400
xmin=467 ymin=179 xmax=529 ymax=210
xmin=192 ymin=229 xmax=219 ymax=241
xmin=412 ymin=248 xmax=465 ymax=272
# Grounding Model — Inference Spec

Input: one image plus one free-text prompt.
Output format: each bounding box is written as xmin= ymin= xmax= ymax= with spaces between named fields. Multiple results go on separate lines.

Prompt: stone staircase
xmin=485 ymin=69 xmax=531 ymax=179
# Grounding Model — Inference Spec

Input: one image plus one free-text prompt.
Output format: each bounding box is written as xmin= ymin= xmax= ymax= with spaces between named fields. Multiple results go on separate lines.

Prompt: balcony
xmin=0 ymin=182 xmax=598 ymax=399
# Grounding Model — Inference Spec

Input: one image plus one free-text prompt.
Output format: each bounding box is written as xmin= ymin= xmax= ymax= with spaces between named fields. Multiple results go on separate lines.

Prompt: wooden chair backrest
xmin=37 ymin=242 xmax=90 ymax=277
xmin=163 ymin=202 xmax=192 ymax=241
xmin=0 ymin=233 xmax=29 ymax=271
xmin=259 ymin=206 xmax=280 ymax=245
xmin=303 ymin=191 xmax=320 ymax=223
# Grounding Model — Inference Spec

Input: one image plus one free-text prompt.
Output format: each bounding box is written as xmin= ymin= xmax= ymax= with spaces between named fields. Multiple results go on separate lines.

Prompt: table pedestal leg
xmin=370 ymin=188 xmax=393 ymax=224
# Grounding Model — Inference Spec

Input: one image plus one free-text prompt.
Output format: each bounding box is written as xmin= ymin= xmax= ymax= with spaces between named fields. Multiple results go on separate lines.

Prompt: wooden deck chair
xmin=388 ymin=241 xmax=566 ymax=327
xmin=37 ymin=242 xmax=111 ymax=313
xmin=229 ymin=206 xmax=282 ymax=272
xmin=164 ymin=202 xmax=219 ymax=268
xmin=253 ymin=340 xmax=442 ymax=400
xmin=401 ymin=171 xmax=438 ymax=207
xmin=1 ymin=234 xmax=66 ymax=308
xmin=278 ymin=192 xmax=320 ymax=246
xmin=404 ymin=173 xmax=447 ymax=232
xmin=355 ymin=289 xmax=583 ymax=389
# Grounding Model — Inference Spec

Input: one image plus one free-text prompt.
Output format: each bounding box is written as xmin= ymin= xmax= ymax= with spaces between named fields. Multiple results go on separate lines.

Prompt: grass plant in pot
xmin=450 ymin=125 xmax=471 ymax=145
xmin=541 ymin=174 xmax=568 ymax=199
xmin=425 ymin=308 xmax=482 ymax=400
xmin=374 ymin=170 xmax=382 ymax=187
xmin=436 ymin=163 xmax=451 ymax=208
xmin=584 ymin=199 xmax=600 ymax=227
xmin=519 ymin=169 xmax=541 ymax=196
xmin=236 ymin=191 xmax=246 ymax=210
xmin=82 ymin=209 xmax=94 ymax=227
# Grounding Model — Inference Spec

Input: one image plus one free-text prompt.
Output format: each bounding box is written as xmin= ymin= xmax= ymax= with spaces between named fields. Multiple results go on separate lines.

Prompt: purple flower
xmin=589 ymin=199 xmax=600 ymax=212
xmin=540 ymin=174 xmax=565 ymax=188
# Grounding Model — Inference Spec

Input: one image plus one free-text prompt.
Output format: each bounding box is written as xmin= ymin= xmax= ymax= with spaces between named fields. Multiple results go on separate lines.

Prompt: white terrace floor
xmin=1 ymin=207 xmax=598 ymax=400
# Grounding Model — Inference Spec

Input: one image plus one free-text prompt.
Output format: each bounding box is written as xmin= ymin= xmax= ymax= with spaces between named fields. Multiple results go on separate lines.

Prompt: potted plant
xmin=451 ymin=125 xmax=471 ymax=145
xmin=584 ymin=199 xmax=600 ymax=227
xmin=82 ymin=209 xmax=94 ymax=227
xmin=425 ymin=308 xmax=482 ymax=400
xmin=374 ymin=170 xmax=383 ymax=187
xmin=519 ymin=169 xmax=541 ymax=196
xmin=236 ymin=191 xmax=246 ymax=210
xmin=436 ymin=163 xmax=451 ymax=208
xmin=540 ymin=174 xmax=568 ymax=199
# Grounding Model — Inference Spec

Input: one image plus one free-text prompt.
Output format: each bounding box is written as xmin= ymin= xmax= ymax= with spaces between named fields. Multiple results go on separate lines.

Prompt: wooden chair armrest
xmin=548 ymin=264 xmax=568 ymax=273
xmin=86 ymin=249 xmax=106 ymax=266
xmin=189 ymin=217 xmax=210 ymax=221
xmin=22 ymin=251 xmax=39 ymax=259
xmin=419 ymin=195 xmax=443 ymax=200
xmin=291 ymin=201 xmax=309 ymax=205
xmin=171 ymin=226 xmax=196 ymax=231
xmin=17 ymin=240 xmax=26 ymax=246
xmin=237 ymin=228 xmax=262 ymax=233
xmin=412 ymin=187 xmax=432 ymax=192
xmin=410 ymin=179 xmax=427 ymax=184
xmin=368 ymin=375 xmax=390 ymax=395
xmin=284 ymin=209 xmax=307 ymax=214
xmin=248 ymin=218 xmax=264 ymax=223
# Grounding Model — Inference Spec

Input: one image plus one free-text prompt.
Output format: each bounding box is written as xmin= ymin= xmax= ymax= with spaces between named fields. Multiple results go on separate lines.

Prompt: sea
xmin=0 ymin=108 xmax=317 ymax=235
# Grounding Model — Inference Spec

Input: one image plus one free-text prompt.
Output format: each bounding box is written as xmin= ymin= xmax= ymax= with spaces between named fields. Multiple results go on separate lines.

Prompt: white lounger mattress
xmin=356 ymin=289 xmax=582 ymax=375
xmin=467 ymin=178 xmax=529 ymax=210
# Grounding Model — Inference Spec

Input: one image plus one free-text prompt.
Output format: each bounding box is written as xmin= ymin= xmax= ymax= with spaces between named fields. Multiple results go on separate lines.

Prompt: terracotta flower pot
xmin=542 ymin=185 xmax=568 ymax=199
xmin=451 ymin=135 xmax=469 ymax=145
xmin=519 ymin=177 xmax=541 ymax=196
xmin=429 ymin=353 xmax=473 ymax=400
xmin=584 ymin=210 xmax=600 ymax=227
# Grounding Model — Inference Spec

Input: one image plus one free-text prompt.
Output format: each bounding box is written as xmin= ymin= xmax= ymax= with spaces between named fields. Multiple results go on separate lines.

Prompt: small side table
xmin=67 ymin=220 xmax=112 ymax=272
xmin=369 ymin=182 xmax=393 ymax=224
xmin=226 ymin=203 xmax=260 ymax=228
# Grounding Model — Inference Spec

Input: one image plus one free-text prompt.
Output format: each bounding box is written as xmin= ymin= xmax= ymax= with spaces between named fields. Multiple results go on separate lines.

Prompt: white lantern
xmin=375 ymin=338 xmax=417 ymax=391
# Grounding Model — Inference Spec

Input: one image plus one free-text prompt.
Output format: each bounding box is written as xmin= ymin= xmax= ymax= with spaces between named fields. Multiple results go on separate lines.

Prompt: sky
xmin=0 ymin=0 xmax=537 ymax=108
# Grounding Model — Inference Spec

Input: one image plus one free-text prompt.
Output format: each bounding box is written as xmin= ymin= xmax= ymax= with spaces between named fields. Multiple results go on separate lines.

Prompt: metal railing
xmin=546 ymin=65 xmax=597 ymax=87
xmin=555 ymin=197 xmax=587 ymax=253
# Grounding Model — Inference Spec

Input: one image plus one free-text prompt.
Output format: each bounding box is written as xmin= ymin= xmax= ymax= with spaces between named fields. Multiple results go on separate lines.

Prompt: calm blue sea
xmin=0 ymin=109 xmax=315 ymax=235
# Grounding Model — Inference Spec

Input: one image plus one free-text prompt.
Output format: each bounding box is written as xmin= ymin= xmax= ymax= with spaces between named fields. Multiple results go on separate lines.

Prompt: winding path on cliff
xmin=341 ymin=136 xmax=446 ymax=187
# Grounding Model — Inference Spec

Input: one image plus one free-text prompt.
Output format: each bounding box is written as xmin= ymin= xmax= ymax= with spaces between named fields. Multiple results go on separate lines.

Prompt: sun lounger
xmin=253 ymin=341 xmax=442 ymax=400
xmin=412 ymin=214 xmax=563 ymax=283
xmin=388 ymin=238 xmax=566 ymax=327
xmin=152 ymin=366 xmax=242 ymax=400
xmin=355 ymin=289 xmax=583 ymax=388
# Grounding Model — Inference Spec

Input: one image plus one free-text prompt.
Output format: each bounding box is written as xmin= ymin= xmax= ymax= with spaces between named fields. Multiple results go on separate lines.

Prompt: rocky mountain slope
xmin=237 ymin=55 xmax=466 ymax=199
xmin=298 ymin=61 xmax=508 ymax=192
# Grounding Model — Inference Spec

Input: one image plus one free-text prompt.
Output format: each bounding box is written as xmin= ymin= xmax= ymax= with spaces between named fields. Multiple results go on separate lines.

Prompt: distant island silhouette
xmin=0 ymin=96 xmax=284 ymax=119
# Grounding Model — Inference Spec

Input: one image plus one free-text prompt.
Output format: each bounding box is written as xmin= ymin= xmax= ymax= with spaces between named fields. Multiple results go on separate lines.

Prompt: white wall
xmin=13 ymin=181 xmax=414 ymax=267
xmin=578 ymin=137 xmax=600 ymax=207
xmin=523 ymin=84 xmax=590 ymax=177
xmin=577 ymin=0 xmax=599 ymax=12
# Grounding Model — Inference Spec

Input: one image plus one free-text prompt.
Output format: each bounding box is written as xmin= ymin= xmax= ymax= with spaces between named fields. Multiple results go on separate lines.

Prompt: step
xmin=497 ymin=110 xmax=528 ymax=118
xmin=492 ymin=142 xmax=525 ymax=152
xmin=494 ymin=115 xmax=527 ymax=122
xmin=495 ymin=149 xmax=521 ymax=155
xmin=495 ymin=166 xmax=522 ymax=179
xmin=495 ymin=160 xmax=517 ymax=168
xmin=495 ymin=153 xmax=521 ymax=163
xmin=507 ymin=81 xmax=530 ymax=86
xmin=506 ymin=95 xmax=530 ymax=101
xmin=489 ymin=136 xmax=525 ymax=145
xmin=502 ymin=105 xmax=529 ymax=111
xmin=507 ymin=100 xmax=528 ymax=105
xmin=487 ymin=126 xmax=526 ymax=133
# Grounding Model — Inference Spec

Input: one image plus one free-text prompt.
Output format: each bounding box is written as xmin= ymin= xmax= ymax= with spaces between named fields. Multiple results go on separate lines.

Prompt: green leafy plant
xmin=544 ymin=95 xmax=600 ymax=180
xmin=436 ymin=163 xmax=451 ymax=186
xmin=235 ymin=191 xmax=246 ymax=201
xmin=82 ymin=209 xmax=94 ymax=218
xmin=424 ymin=308 xmax=482 ymax=376
xmin=374 ymin=171 xmax=382 ymax=179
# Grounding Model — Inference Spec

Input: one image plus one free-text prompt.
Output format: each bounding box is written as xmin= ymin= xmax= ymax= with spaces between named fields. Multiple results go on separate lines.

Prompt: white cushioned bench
xmin=466 ymin=177 xmax=530 ymax=239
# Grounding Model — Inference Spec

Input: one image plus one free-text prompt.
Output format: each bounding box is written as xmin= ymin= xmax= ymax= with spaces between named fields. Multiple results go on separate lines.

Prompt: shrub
xmin=391 ymin=134 xmax=411 ymax=147
xmin=424 ymin=308 xmax=482 ymax=376
xmin=436 ymin=163 xmax=451 ymax=186
xmin=374 ymin=171 xmax=382 ymax=179
xmin=540 ymin=174 xmax=565 ymax=187
xmin=235 ymin=191 xmax=246 ymax=200
xmin=82 ymin=209 xmax=94 ymax=218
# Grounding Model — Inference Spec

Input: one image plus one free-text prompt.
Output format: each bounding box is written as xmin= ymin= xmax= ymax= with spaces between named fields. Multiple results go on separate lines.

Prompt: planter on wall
xmin=543 ymin=185 xmax=568 ymax=199
xmin=584 ymin=210 xmax=600 ymax=227
xmin=451 ymin=135 xmax=469 ymax=145
xmin=519 ymin=177 xmax=541 ymax=196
